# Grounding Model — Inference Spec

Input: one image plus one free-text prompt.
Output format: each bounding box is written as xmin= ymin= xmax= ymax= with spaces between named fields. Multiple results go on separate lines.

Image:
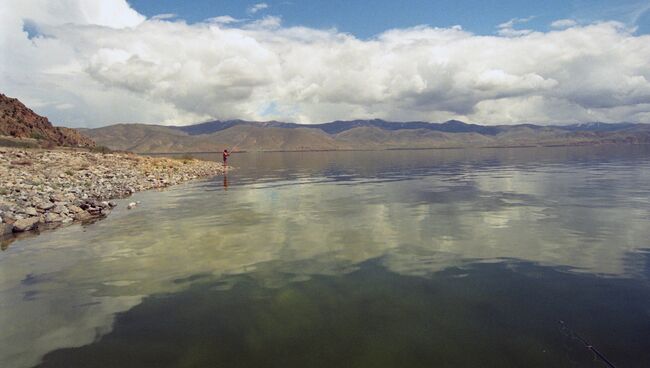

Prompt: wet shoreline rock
xmin=0 ymin=147 xmax=224 ymax=238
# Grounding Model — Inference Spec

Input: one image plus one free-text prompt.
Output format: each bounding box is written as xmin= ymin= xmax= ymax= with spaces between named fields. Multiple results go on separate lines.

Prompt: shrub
xmin=30 ymin=132 xmax=45 ymax=140
xmin=90 ymin=145 xmax=112 ymax=154
xmin=40 ymin=140 xmax=57 ymax=149
xmin=0 ymin=137 xmax=39 ymax=148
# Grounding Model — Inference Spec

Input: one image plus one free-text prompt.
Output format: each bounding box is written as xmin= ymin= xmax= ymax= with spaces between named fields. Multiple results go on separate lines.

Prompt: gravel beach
xmin=0 ymin=148 xmax=224 ymax=237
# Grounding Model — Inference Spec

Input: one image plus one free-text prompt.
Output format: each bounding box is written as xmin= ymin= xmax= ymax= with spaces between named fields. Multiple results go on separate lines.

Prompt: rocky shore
xmin=0 ymin=148 xmax=224 ymax=237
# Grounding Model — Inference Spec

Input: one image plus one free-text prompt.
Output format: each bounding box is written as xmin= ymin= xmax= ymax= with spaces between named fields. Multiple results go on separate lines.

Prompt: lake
xmin=2 ymin=146 xmax=650 ymax=367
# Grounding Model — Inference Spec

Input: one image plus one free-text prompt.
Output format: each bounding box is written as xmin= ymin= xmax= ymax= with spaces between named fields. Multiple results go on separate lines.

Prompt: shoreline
xmin=138 ymin=142 xmax=650 ymax=155
xmin=0 ymin=147 xmax=224 ymax=242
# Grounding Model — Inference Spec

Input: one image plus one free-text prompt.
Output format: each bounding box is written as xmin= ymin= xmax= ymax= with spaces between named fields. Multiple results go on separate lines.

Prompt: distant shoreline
xmin=143 ymin=142 xmax=650 ymax=155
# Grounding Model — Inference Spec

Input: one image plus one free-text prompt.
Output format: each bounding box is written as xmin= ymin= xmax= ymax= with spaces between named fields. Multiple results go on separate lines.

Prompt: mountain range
xmin=2 ymin=92 xmax=649 ymax=153
xmin=83 ymin=118 xmax=650 ymax=153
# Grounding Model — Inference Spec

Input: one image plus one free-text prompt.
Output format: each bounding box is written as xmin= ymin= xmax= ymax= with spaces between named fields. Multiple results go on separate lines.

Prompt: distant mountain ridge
xmin=4 ymin=91 xmax=646 ymax=153
xmin=84 ymin=118 xmax=650 ymax=153
xmin=167 ymin=118 xmax=647 ymax=136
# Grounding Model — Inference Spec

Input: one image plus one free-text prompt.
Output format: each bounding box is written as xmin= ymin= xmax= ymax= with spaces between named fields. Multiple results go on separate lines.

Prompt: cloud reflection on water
xmin=1 ymin=146 xmax=650 ymax=367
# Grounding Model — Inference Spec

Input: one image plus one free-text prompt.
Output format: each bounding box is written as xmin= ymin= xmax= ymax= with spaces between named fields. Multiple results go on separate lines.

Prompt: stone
xmin=22 ymin=207 xmax=38 ymax=216
xmin=13 ymin=217 xmax=39 ymax=232
xmin=51 ymin=205 xmax=66 ymax=214
xmin=74 ymin=211 xmax=93 ymax=221
xmin=108 ymin=201 xmax=117 ymax=208
xmin=87 ymin=207 xmax=102 ymax=215
xmin=1 ymin=223 xmax=13 ymax=236
xmin=50 ymin=194 xmax=66 ymax=202
xmin=127 ymin=202 xmax=137 ymax=209
xmin=2 ymin=212 xmax=17 ymax=224
xmin=36 ymin=202 xmax=55 ymax=210
xmin=44 ymin=212 xmax=64 ymax=223
xmin=67 ymin=205 xmax=84 ymax=214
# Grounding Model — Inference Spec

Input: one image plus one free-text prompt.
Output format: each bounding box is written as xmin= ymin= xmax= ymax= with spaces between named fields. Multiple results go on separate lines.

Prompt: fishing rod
xmin=229 ymin=135 xmax=248 ymax=154
xmin=558 ymin=320 xmax=618 ymax=368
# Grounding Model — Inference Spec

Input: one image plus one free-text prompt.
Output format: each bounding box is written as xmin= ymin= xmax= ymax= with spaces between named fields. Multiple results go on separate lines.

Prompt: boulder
xmin=74 ymin=211 xmax=93 ymax=221
xmin=67 ymin=205 xmax=84 ymax=214
xmin=13 ymin=217 xmax=39 ymax=232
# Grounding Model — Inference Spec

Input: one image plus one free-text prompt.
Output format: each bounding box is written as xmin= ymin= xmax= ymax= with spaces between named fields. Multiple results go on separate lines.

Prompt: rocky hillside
xmin=84 ymin=119 xmax=650 ymax=153
xmin=0 ymin=93 xmax=95 ymax=147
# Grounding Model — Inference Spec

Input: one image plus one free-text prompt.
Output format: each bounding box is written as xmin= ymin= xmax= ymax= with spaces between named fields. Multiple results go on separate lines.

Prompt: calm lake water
xmin=2 ymin=146 xmax=650 ymax=367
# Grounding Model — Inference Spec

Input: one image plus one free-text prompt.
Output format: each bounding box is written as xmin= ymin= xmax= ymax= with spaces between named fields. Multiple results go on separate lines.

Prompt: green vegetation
xmin=30 ymin=132 xmax=44 ymax=140
xmin=90 ymin=145 xmax=112 ymax=154
xmin=169 ymin=153 xmax=199 ymax=164
xmin=0 ymin=137 xmax=39 ymax=148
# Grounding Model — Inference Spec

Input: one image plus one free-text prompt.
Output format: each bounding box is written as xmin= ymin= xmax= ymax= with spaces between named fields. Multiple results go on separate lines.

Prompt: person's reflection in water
xmin=223 ymin=170 xmax=228 ymax=191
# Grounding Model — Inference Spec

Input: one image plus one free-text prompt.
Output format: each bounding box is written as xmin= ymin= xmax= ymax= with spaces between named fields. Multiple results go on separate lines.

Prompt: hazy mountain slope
xmin=335 ymin=127 xmax=494 ymax=149
xmin=84 ymin=119 xmax=650 ymax=153
xmin=198 ymin=126 xmax=345 ymax=152
xmin=85 ymin=124 xmax=346 ymax=152
xmin=85 ymin=124 xmax=188 ymax=151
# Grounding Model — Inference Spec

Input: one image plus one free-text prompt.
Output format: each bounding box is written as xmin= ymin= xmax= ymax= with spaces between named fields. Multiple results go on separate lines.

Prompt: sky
xmin=1 ymin=0 xmax=650 ymax=127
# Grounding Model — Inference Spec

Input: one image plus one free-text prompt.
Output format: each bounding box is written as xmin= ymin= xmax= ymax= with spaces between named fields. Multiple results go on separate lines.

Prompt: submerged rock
xmin=0 ymin=222 xmax=13 ymax=236
xmin=74 ymin=211 xmax=93 ymax=221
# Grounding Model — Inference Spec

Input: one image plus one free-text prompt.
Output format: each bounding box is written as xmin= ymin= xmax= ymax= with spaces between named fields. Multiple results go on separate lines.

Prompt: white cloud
xmin=247 ymin=2 xmax=269 ymax=15
xmin=151 ymin=13 xmax=177 ymax=21
xmin=206 ymin=15 xmax=243 ymax=24
xmin=550 ymin=19 xmax=578 ymax=29
xmin=497 ymin=16 xmax=535 ymax=37
xmin=1 ymin=1 xmax=650 ymax=127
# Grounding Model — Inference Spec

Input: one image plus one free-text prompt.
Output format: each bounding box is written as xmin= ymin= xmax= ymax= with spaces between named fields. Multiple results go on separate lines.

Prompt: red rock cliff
xmin=0 ymin=93 xmax=95 ymax=147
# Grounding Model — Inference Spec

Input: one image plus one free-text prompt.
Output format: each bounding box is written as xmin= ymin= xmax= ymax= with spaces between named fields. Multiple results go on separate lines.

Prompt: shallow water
xmin=2 ymin=146 xmax=650 ymax=367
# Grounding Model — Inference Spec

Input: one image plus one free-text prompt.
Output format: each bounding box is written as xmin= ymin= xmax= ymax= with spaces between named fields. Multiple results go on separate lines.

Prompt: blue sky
xmin=128 ymin=0 xmax=650 ymax=37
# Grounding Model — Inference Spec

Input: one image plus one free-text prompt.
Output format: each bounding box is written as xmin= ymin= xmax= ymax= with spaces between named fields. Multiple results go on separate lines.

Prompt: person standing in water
xmin=222 ymin=149 xmax=230 ymax=166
